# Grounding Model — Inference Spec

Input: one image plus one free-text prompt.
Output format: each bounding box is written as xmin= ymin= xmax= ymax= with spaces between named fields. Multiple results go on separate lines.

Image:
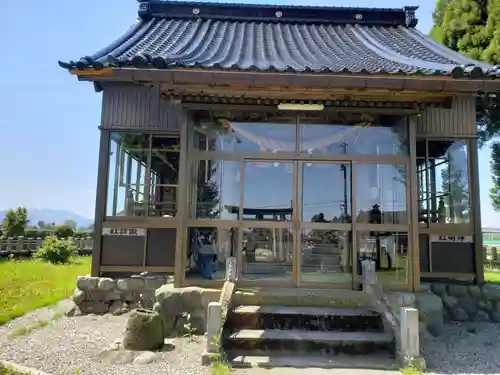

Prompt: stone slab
xmin=229 ymin=353 xmax=396 ymax=371
xmin=233 ymin=305 xmax=377 ymax=317
xmin=228 ymin=329 xmax=393 ymax=343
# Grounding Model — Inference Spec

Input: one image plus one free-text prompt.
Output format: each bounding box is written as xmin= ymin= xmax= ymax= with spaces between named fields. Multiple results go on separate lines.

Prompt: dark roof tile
xmin=59 ymin=1 xmax=500 ymax=78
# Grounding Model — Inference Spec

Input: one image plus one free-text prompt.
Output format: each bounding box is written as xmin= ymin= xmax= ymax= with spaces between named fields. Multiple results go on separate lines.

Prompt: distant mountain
xmin=0 ymin=208 xmax=93 ymax=229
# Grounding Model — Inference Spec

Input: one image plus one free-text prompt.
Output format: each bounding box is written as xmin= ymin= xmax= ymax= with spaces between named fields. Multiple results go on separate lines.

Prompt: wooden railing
xmin=0 ymin=236 xmax=93 ymax=256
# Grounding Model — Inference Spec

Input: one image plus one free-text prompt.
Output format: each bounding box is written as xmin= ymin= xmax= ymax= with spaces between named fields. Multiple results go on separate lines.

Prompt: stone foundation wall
xmin=70 ymin=275 xmax=169 ymax=316
xmin=424 ymin=282 xmax=500 ymax=323
xmin=385 ymin=282 xmax=500 ymax=337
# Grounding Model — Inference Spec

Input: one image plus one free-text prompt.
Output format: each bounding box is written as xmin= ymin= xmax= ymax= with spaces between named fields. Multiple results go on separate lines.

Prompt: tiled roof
xmin=59 ymin=1 xmax=500 ymax=79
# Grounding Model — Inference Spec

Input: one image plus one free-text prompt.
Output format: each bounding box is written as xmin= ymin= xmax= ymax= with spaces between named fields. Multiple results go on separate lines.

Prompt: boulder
xmin=117 ymin=278 xmax=145 ymax=292
xmin=442 ymin=295 xmax=458 ymax=310
xmin=430 ymin=283 xmax=447 ymax=296
xmin=72 ymin=288 xmax=86 ymax=305
xmin=447 ymin=284 xmax=469 ymax=298
xmin=415 ymin=292 xmax=443 ymax=336
xmin=79 ymin=301 xmax=110 ymax=315
xmin=65 ymin=302 xmax=82 ymax=317
xmin=457 ymin=297 xmax=478 ymax=316
xmin=76 ymin=276 xmax=98 ymax=291
xmin=475 ymin=310 xmax=490 ymax=322
xmin=154 ymin=286 xmax=219 ymax=337
xmin=450 ymin=307 xmax=468 ymax=322
xmin=109 ymin=301 xmax=130 ymax=316
xmin=482 ymin=284 xmax=500 ymax=301
xmin=478 ymin=299 xmax=493 ymax=312
xmin=98 ymin=278 xmax=116 ymax=291
xmin=468 ymin=285 xmax=481 ymax=298
xmin=123 ymin=309 xmax=164 ymax=351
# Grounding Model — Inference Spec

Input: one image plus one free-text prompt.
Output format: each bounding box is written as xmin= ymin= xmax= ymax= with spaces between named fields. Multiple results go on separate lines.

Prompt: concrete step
xmin=228 ymin=305 xmax=383 ymax=331
xmin=233 ymin=288 xmax=369 ymax=308
xmin=223 ymin=329 xmax=394 ymax=355
xmin=233 ymin=305 xmax=377 ymax=317
xmin=228 ymin=352 xmax=397 ymax=370
xmin=228 ymin=329 xmax=392 ymax=343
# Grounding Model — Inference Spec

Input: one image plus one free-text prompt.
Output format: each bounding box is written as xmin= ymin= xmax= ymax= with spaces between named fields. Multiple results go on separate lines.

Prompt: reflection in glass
xmin=300 ymin=230 xmax=352 ymax=284
xmin=242 ymin=162 xmax=293 ymax=221
xmin=185 ymin=227 xmax=236 ymax=280
xmin=355 ymin=164 xmax=407 ymax=225
xmin=148 ymin=135 xmax=180 ymax=217
xmin=190 ymin=160 xmax=240 ymax=220
xmin=300 ymin=120 xmax=407 ymax=156
xmin=427 ymin=140 xmax=470 ymax=224
xmin=302 ymin=163 xmax=351 ymax=223
xmin=241 ymin=227 xmax=293 ymax=281
xmin=106 ymin=133 xmax=149 ymax=217
xmin=357 ymin=231 xmax=408 ymax=284
xmin=193 ymin=121 xmax=296 ymax=153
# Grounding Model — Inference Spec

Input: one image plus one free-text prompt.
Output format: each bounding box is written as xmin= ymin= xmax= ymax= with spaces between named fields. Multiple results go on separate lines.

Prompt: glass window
xmin=189 ymin=160 xmax=240 ymax=220
xmin=241 ymin=227 xmax=293 ymax=281
xmin=148 ymin=135 xmax=180 ymax=217
xmin=106 ymin=133 xmax=149 ymax=217
xmin=300 ymin=229 xmax=352 ymax=284
xmin=105 ymin=132 xmax=180 ymax=218
xmin=301 ymin=162 xmax=351 ymax=223
xmin=192 ymin=117 xmax=296 ymax=153
xmin=416 ymin=140 xmax=470 ymax=225
xmin=299 ymin=117 xmax=407 ymax=156
xmin=357 ymin=231 xmax=409 ymax=284
xmin=242 ymin=161 xmax=293 ymax=221
xmin=185 ymin=227 xmax=237 ymax=281
xmin=354 ymin=164 xmax=407 ymax=225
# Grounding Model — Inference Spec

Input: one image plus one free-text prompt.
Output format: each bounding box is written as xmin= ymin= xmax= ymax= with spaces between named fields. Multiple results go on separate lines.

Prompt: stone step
xmin=233 ymin=305 xmax=377 ymax=316
xmin=223 ymin=329 xmax=394 ymax=355
xmin=233 ymin=288 xmax=369 ymax=308
xmin=228 ymin=305 xmax=383 ymax=331
xmin=227 ymin=329 xmax=392 ymax=343
xmin=227 ymin=352 xmax=396 ymax=370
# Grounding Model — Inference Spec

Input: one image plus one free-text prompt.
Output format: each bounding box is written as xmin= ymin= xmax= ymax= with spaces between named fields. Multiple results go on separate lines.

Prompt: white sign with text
xmin=102 ymin=228 xmax=146 ymax=236
xmin=430 ymin=235 xmax=473 ymax=243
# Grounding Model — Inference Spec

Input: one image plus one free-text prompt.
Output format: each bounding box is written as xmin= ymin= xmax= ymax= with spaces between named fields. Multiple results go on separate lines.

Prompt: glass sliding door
xmin=239 ymin=160 xmax=295 ymax=283
xmin=298 ymin=161 xmax=354 ymax=287
xmin=353 ymin=163 xmax=410 ymax=287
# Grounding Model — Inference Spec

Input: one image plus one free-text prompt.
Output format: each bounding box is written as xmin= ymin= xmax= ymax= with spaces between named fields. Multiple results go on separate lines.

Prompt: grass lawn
xmin=0 ymin=257 xmax=91 ymax=325
xmin=484 ymin=269 xmax=500 ymax=283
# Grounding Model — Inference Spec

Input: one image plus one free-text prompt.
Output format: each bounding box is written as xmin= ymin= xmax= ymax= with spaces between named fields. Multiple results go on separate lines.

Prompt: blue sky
xmin=0 ymin=0 xmax=498 ymax=227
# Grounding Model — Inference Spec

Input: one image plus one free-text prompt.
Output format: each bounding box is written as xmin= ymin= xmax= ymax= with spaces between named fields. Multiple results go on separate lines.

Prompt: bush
xmin=54 ymin=225 xmax=74 ymax=238
xmin=24 ymin=229 xmax=55 ymax=238
xmin=33 ymin=236 xmax=77 ymax=264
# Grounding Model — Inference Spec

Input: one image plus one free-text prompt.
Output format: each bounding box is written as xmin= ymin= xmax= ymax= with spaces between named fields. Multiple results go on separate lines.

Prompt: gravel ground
xmin=2 ymin=302 xmax=500 ymax=375
xmin=0 ymin=300 xmax=210 ymax=375
xmin=423 ymin=321 xmax=500 ymax=375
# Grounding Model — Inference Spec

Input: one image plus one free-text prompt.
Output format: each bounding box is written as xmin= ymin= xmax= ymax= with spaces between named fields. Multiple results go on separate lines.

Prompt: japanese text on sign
xmin=430 ymin=235 xmax=473 ymax=243
xmin=102 ymin=228 xmax=146 ymax=236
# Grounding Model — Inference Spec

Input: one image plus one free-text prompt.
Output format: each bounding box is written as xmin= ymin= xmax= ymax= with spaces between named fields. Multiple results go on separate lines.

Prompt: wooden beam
xmin=160 ymin=83 xmax=452 ymax=103
xmin=70 ymin=68 xmax=113 ymax=77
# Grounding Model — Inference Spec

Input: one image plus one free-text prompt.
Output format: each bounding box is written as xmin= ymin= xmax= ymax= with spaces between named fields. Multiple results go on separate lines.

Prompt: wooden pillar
xmin=408 ymin=115 xmax=420 ymax=291
xmin=92 ymin=130 xmax=111 ymax=277
xmin=174 ymin=106 xmax=189 ymax=287
xmin=469 ymin=138 xmax=484 ymax=284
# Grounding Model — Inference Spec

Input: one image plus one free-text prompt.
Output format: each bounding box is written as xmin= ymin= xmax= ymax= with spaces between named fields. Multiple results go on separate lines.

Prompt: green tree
xmin=1 ymin=207 xmax=29 ymax=237
xmin=64 ymin=219 xmax=78 ymax=230
xmin=431 ymin=0 xmax=500 ymax=211
xmin=489 ymin=142 xmax=500 ymax=211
